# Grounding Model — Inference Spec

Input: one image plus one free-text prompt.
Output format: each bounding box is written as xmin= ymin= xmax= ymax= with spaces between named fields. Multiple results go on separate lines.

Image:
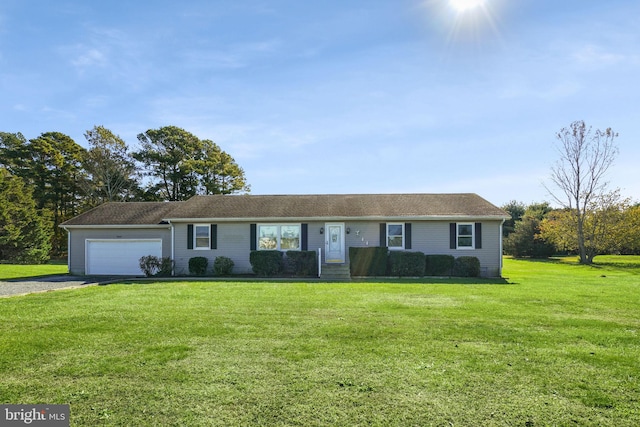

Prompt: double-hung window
xmin=258 ymin=224 xmax=301 ymax=251
xmin=387 ymin=223 xmax=404 ymax=250
xmin=457 ymin=223 xmax=474 ymax=249
xmin=194 ymin=224 xmax=211 ymax=249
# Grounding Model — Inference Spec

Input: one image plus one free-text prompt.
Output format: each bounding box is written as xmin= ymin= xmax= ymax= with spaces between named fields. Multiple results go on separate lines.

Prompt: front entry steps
xmin=320 ymin=264 xmax=351 ymax=281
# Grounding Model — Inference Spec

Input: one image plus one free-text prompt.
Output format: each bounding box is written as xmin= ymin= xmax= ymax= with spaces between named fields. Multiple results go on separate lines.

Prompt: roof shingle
xmin=61 ymin=194 xmax=508 ymax=226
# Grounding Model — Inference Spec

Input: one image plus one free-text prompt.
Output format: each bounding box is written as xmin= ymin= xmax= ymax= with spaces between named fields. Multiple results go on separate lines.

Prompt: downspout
xmin=62 ymin=226 xmax=70 ymax=274
xmin=499 ymin=218 xmax=505 ymax=277
xmin=168 ymin=220 xmax=175 ymax=276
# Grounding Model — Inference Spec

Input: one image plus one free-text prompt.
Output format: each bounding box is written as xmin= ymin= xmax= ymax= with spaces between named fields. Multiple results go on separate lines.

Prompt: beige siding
xmin=67 ymin=227 xmax=171 ymax=275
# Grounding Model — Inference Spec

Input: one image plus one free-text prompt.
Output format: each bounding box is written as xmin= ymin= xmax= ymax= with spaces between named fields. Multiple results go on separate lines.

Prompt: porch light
xmin=346 ymin=227 xmax=350 ymax=234
xmin=320 ymin=227 xmax=324 ymax=234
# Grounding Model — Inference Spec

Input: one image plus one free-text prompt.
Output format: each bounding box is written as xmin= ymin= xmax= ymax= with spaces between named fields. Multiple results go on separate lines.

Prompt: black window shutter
xmin=187 ymin=224 xmax=194 ymax=250
xmin=380 ymin=223 xmax=386 ymax=247
xmin=475 ymin=223 xmax=482 ymax=249
xmin=301 ymin=224 xmax=308 ymax=251
xmin=210 ymin=224 xmax=217 ymax=249
xmin=250 ymin=224 xmax=257 ymax=250
xmin=405 ymin=223 xmax=412 ymax=249
xmin=449 ymin=223 xmax=456 ymax=249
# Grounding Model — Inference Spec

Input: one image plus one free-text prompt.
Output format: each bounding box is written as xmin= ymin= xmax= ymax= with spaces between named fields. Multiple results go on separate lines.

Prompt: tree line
xmin=0 ymin=126 xmax=249 ymax=262
xmin=502 ymin=198 xmax=640 ymax=259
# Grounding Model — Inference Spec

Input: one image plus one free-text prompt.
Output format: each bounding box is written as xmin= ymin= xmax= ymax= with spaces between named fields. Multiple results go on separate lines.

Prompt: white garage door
xmin=86 ymin=239 xmax=163 ymax=275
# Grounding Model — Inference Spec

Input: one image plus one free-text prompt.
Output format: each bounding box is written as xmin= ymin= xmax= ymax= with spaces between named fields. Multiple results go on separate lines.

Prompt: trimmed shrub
xmin=425 ymin=255 xmax=455 ymax=276
xmin=250 ymin=250 xmax=284 ymax=276
xmin=453 ymin=256 xmax=481 ymax=277
xmin=139 ymin=255 xmax=174 ymax=277
xmin=189 ymin=256 xmax=208 ymax=276
xmin=389 ymin=251 xmax=426 ymax=277
xmin=157 ymin=257 xmax=174 ymax=277
xmin=349 ymin=247 xmax=388 ymax=276
xmin=286 ymin=251 xmax=317 ymax=276
xmin=213 ymin=256 xmax=234 ymax=276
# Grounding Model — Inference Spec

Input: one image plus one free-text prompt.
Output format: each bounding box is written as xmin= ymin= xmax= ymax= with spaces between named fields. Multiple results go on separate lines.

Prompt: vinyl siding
xmin=342 ymin=220 xmax=503 ymax=277
xmin=67 ymin=227 xmax=171 ymax=275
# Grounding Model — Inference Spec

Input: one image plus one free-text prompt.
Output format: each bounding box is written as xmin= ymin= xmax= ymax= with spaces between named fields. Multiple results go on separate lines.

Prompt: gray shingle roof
xmin=61 ymin=201 xmax=184 ymax=226
xmin=61 ymin=194 xmax=508 ymax=226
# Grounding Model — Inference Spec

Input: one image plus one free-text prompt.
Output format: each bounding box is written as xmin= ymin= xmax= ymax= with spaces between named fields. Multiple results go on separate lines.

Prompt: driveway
xmin=0 ymin=275 xmax=123 ymax=297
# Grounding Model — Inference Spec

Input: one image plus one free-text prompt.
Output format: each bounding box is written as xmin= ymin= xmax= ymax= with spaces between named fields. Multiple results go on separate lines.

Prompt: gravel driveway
xmin=0 ymin=276 xmax=124 ymax=297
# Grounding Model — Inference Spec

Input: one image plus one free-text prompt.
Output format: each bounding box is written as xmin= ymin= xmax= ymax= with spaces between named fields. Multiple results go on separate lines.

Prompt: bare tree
xmin=545 ymin=120 xmax=619 ymax=264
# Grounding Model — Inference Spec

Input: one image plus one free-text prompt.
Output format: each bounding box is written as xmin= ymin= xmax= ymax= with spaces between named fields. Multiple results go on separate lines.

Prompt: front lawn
xmin=0 ymin=257 xmax=638 ymax=425
xmin=0 ymin=260 xmax=68 ymax=280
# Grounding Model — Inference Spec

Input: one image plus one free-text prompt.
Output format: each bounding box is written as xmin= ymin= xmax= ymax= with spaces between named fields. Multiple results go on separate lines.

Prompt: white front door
xmin=325 ymin=223 xmax=345 ymax=263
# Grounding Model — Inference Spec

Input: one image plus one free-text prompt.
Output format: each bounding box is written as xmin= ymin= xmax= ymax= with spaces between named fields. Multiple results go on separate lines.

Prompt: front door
xmin=325 ymin=223 xmax=345 ymax=263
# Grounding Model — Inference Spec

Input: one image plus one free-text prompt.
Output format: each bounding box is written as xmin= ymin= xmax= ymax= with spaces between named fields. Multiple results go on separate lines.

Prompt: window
xmin=457 ymin=223 xmax=474 ymax=249
xmin=258 ymin=224 xmax=300 ymax=251
xmin=194 ymin=224 xmax=210 ymax=249
xmin=387 ymin=223 xmax=404 ymax=249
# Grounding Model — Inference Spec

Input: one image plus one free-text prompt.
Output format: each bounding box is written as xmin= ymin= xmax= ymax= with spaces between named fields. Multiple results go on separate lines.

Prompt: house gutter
xmin=167 ymin=219 xmax=175 ymax=276
xmin=500 ymin=218 xmax=506 ymax=277
xmin=61 ymin=226 xmax=70 ymax=274
xmin=163 ymin=215 xmax=511 ymax=223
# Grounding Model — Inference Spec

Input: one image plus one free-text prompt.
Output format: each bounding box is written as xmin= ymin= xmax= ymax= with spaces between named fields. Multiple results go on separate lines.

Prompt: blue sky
xmin=1 ymin=0 xmax=638 ymax=206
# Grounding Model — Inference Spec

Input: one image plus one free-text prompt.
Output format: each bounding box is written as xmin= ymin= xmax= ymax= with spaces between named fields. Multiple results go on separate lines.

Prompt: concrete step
xmin=320 ymin=264 xmax=351 ymax=280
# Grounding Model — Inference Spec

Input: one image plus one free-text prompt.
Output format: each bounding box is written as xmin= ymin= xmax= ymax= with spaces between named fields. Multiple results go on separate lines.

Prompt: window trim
xmin=257 ymin=223 xmax=302 ymax=251
xmin=456 ymin=222 xmax=475 ymax=250
xmin=386 ymin=222 xmax=405 ymax=250
xmin=193 ymin=224 xmax=211 ymax=250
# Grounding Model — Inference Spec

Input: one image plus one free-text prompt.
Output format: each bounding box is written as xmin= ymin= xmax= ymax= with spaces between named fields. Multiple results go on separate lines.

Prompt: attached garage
xmin=86 ymin=239 xmax=162 ymax=275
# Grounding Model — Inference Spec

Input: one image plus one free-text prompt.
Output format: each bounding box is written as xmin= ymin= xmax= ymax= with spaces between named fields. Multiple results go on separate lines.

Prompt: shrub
xmin=139 ymin=255 xmax=173 ymax=277
xmin=349 ymin=247 xmax=388 ymax=276
xmin=389 ymin=251 xmax=426 ymax=277
xmin=250 ymin=250 xmax=284 ymax=276
xmin=453 ymin=256 xmax=481 ymax=277
xmin=189 ymin=256 xmax=208 ymax=276
xmin=157 ymin=257 xmax=174 ymax=277
xmin=213 ymin=256 xmax=234 ymax=276
xmin=425 ymin=255 xmax=455 ymax=276
xmin=286 ymin=251 xmax=317 ymax=277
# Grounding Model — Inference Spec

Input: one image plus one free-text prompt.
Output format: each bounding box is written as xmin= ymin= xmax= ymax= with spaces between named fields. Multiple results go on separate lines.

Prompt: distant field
xmin=0 ymin=257 xmax=638 ymax=425
xmin=0 ymin=261 xmax=68 ymax=280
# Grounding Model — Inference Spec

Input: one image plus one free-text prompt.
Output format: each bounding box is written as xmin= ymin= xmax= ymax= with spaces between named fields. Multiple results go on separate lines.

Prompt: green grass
xmin=1 ymin=257 xmax=639 ymax=426
xmin=0 ymin=260 xmax=68 ymax=280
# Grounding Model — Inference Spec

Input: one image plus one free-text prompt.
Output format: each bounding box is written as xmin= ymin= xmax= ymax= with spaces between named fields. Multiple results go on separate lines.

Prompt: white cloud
xmin=572 ymin=44 xmax=626 ymax=66
xmin=71 ymin=47 xmax=107 ymax=68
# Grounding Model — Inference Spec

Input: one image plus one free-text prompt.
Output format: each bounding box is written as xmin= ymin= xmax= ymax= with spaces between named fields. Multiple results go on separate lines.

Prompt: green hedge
xmin=213 ymin=256 xmax=234 ymax=276
xmin=188 ymin=256 xmax=208 ymax=276
xmin=286 ymin=251 xmax=317 ymax=277
xmin=425 ymin=255 xmax=455 ymax=276
xmin=388 ymin=251 xmax=426 ymax=277
xmin=453 ymin=256 xmax=481 ymax=277
xmin=349 ymin=247 xmax=388 ymax=276
xmin=249 ymin=250 xmax=284 ymax=276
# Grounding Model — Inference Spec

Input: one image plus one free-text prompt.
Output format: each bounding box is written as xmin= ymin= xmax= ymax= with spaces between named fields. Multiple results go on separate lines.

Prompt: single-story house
xmin=60 ymin=193 xmax=510 ymax=278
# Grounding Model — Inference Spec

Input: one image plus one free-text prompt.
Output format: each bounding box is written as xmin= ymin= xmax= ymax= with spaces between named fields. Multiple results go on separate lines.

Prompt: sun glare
xmin=450 ymin=0 xmax=485 ymax=12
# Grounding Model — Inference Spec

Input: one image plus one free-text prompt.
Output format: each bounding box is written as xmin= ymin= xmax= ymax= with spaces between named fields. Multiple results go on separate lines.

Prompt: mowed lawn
xmin=1 ymin=258 xmax=639 ymax=426
xmin=0 ymin=261 xmax=68 ymax=280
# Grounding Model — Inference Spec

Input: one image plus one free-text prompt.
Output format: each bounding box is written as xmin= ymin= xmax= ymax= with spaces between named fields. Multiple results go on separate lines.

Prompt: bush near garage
xmin=189 ymin=257 xmax=208 ymax=276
